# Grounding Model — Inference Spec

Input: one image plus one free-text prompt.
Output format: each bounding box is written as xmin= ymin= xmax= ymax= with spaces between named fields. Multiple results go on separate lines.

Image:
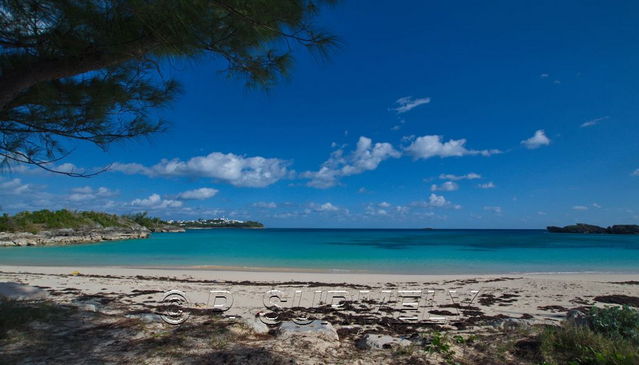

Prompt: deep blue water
xmin=1 ymin=229 xmax=639 ymax=274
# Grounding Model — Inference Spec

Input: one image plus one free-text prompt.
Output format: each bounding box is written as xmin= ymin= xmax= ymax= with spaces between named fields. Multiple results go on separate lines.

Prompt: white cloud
xmin=428 ymin=193 xmax=448 ymax=207
xmin=431 ymin=181 xmax=459 ymax=192
xmin=540 ymin=73 xmax=549 ymax=78
xmin=253 ymin=201 xmax=277 ymax=209
xmin=367 ymin=207 xmax=388 ymax=216
xmin=572 ymin=205 xmax=588 ymax=211
xmin=404 ymin=135 xmax=501 ymax=160
xmin=365 ymin=202 xmax=410 ymax=217
xmin=439 ymin=173 xmax=482 ymax=181
xmin=521 ymin=130 xmax=551 ymax=149
xmin=580 ymin=116 xmax=609 ymax=128
xmin=112 ymin=152 xmax=290 ymax=188
xmin=0 ymin=178 xmax=31 ymax=195
xmin=312 ymin=202 xmax=340 ymax=212
xmin=483 ymin=206 xmax=502 ymax=214
xmin=176 ymin=187 xmax=218 ymax=200
xmin=303 ymin=136 xmax=401 ymax=188
xmin=131 ymin=194 xmax=183 ymax=209
xmin=68 ymin=186 xmax=118 ymax=201
xmin=72 ymin=186 xmax=93 ymax=194
xmin=478 ymin=182 xmax=496 ymax=189
xmin=412 ymin=193 xmax=461 ymax=209
xmin=592 ymin=203 xmax=602 ymax=209
xmin=68 ymin=193 xmax=93 ymax=201
xmin=56 ymin=163 xmax=84 ymax=174
xmin=392 ymin=96 xmax=431 ymax=114
xmin=632 ymin=169 xmax=639 ymax=176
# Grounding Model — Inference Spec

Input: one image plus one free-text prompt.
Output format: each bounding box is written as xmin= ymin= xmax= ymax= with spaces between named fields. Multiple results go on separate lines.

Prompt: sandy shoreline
xmin=2 ymin=265 xmax=638 ymax=364
xmin=1 ymin=264 xmax=638 ymax=282
xmin=3 ymin=263 xmax=639 ymax=279
xmin=2 ymin=265 xmax=638 ymax=319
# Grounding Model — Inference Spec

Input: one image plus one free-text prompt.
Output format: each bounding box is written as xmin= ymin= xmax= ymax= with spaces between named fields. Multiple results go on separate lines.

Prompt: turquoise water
xmin=1 ymin=229 xmax=639 ymax=274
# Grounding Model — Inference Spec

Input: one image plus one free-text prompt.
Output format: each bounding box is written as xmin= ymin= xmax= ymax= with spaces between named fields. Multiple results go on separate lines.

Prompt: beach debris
xmin=594 ymin=295 xmax=639 ymax=307
xmin=0 ymin=282 xmax=48 ymax=300
xmin=355 ymin=334 xmax=412 ymax=350
xmin=278 ymin=320 xmax=339 ymax=341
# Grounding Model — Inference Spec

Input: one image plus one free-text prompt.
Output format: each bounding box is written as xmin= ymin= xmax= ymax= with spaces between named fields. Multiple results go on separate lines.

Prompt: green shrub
xmin=540 ymin=323 xmax=639 ymax=365
xmin=0 ymin=209 xmax=162 ymax=232
xmin=79 ymin=211 xmax=124 ymax=228
xmin=124 ymin=212 xmax=164 ymax=230
xmin=588 ymin=306 xmax=639 ymax=345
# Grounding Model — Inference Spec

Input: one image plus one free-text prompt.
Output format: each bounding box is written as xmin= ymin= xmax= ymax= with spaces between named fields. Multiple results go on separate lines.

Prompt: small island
xmin=547 ymin=223 xmax=639 ymax=234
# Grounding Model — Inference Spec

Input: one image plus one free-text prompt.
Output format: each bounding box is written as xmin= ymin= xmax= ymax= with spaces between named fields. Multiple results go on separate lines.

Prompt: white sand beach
xmin=1 ymin=265 xmax=638 ymax=364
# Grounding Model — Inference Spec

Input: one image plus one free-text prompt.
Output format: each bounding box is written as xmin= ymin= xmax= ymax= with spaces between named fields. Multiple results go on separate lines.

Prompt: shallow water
xmin=1 ymin=229 xmax=638 ymax=274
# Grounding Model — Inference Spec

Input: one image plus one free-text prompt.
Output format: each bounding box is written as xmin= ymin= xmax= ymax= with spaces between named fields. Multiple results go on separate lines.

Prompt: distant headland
xmin=547 ymin=223 xmax=639 ymax=234
xmin=0 ymin=210 xmax=263 ymax=247
xmin=168 ymin=218 xmax=264 ymax=229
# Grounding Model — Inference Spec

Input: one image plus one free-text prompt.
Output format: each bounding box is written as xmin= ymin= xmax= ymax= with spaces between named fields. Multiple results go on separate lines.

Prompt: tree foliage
xmin=0 ymin=0 xmax=336 ymax=175
xmin=0 ymin=209 xmax=126 ymax=232
xmin=0 ymin=209 xmax=171 ymax=232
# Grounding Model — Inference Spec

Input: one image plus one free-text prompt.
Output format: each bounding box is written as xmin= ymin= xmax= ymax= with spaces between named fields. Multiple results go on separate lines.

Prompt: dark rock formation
xmin=607 ymin=225 xmax=639 ymax=234
xmin=547 ymin=223 xmax=639 ymax=234
xmin=547 ymin=223 xmax=608 ymax=234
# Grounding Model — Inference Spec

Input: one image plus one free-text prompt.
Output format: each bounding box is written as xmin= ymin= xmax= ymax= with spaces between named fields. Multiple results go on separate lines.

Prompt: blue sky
xmin=2 ymin=0 xmax=639 ymax=228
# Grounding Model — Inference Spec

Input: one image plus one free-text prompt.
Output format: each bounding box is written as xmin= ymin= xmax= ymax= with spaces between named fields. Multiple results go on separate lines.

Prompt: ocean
xmin=1 ymin=229 xmax=638 ymax=274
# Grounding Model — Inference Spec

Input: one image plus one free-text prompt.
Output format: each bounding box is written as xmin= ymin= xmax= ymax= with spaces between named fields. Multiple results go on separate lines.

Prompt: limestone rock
xmin=0 ymin=227 xmax=151 ymax=247
xmin=489 ymin=317 xmax=532 ymax=330
xmin=355 ymin=334 xmax=412 ymax=350
xmin=566 ymin=309 xmax=589 ymax=327
xmin=278 ymin=320 xmax=339 ymax=341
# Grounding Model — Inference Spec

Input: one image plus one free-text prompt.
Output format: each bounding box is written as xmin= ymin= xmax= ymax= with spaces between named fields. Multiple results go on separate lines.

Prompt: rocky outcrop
xmin=355 ymin=334 xmax=413 ymax=350
xmin=547 ymin=223 xmax=639 ymax=234
xmin=278 ymin=320 xmax=339 ymax=342
xmin=608 ymin=225 xmax=639 ymax=234
xmin=0 ymin=226 xmax=150 ymax=247
xmin=150 ymin=226 xmax=186 ymax=233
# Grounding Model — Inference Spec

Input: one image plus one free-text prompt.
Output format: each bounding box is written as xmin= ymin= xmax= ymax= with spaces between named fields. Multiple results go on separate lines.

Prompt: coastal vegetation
xmin=0 ymin=209 xmax=264 ymax=235
xmin=0 ymin=209 xmax=134 ymax=233
xmin=0 ymin=209 xmax=183 ymax=247
xmin=123 ymin=212 xmax=171 ymax=232
xmin=539 ymin=306 xmax=639 ymax=364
